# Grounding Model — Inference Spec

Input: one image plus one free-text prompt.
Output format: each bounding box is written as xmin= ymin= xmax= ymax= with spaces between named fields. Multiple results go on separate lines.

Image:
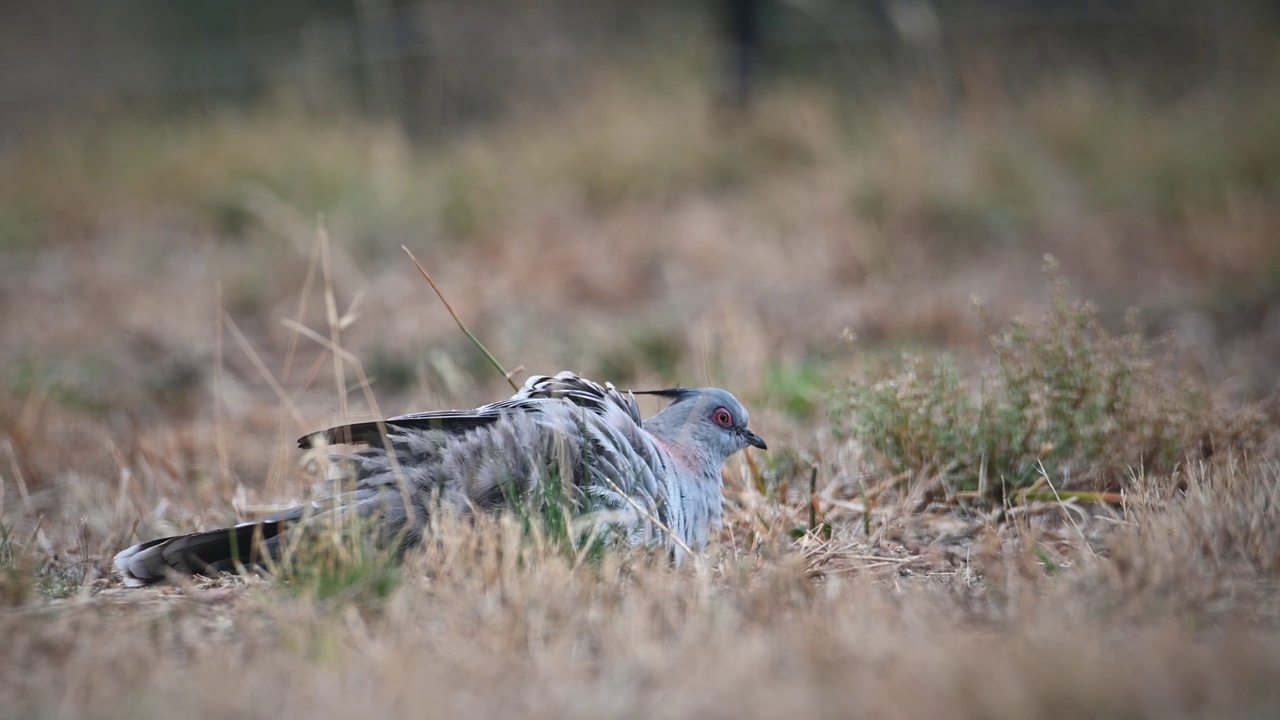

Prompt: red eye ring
xmin=712 ymin=407 xmax=733 ymax=428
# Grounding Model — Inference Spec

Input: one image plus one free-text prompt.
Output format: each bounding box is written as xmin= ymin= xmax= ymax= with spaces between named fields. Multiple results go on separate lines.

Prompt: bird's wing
xmin=297 ymin=371 xmax=643 ymax=448
xmin=297 ymin=411 xmax=500 ymax=448
xmin=511 ymin=371 xmax=643 ymax=424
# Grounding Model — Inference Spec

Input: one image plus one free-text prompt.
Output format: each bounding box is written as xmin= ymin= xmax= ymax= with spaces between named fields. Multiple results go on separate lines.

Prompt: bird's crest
xmin=631 ymin=387 xmax=696 ymax=401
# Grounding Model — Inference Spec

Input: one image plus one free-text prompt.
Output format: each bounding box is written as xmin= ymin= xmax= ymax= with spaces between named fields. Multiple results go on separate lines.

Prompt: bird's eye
xmin=712 ymin=407 xmax=733 ymax=428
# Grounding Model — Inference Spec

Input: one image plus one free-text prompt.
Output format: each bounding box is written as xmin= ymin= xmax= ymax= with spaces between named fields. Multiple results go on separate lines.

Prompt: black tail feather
xmin=114 ymin=492 xmax=389 ymax=586
xmin=115 ymin=521 xmax=291 ymax=586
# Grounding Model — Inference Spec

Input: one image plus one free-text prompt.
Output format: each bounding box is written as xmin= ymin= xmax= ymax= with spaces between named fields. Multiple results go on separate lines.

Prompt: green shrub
xmin=834 ymin=259 xmax=1264 ymax=496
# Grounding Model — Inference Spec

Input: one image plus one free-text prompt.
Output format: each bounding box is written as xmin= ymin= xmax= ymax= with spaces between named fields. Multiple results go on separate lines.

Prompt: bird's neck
xmin=644 ymin=423 xmax=727 ymax=551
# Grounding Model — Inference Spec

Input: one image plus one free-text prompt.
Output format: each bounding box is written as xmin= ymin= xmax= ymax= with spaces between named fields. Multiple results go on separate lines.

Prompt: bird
xmin=114 ymin=371 xmax=766 ymax=586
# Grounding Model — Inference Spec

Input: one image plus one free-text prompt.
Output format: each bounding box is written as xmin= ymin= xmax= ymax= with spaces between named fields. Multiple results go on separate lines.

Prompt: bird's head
xmin=638 ymin=386 xmax=767 ymax=467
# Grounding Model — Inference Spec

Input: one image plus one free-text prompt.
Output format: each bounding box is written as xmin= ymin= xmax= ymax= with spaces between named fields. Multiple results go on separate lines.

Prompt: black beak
xmin=742 ymin=429 xmax=768 ymax=451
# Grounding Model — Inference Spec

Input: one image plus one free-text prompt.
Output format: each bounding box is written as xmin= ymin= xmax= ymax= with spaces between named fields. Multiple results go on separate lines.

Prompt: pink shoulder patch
xmin=651 ymin=435 xmax=698 ymax=473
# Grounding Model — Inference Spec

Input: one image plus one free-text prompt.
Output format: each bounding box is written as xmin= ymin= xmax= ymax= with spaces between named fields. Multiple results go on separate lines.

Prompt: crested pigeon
xmin=114 ymin=371 xmax=766 ymax=585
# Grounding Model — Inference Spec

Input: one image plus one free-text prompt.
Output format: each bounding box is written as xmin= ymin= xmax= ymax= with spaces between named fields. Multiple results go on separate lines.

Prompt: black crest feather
xmin=630 ymin=387 xmax=694 ymax=400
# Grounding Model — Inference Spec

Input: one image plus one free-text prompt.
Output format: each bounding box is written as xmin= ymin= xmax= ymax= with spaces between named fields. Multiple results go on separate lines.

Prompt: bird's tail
xmin=114 ymin=516 xmax=297 ymax=587
xmin=113 ymin=490 xmax=389 ymax=586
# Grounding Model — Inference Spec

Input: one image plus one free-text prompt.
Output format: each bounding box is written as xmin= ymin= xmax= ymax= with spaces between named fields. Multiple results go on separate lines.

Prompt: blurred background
xmin=1 ymin=0 xmax=1279 ymax=501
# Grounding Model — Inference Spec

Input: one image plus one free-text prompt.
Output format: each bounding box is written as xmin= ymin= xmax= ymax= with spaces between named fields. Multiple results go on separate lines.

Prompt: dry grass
xmin=3 ymin=456 xmax=1280 ymax=718
xmin=2 ymin=61 xmax=1280 ymax=717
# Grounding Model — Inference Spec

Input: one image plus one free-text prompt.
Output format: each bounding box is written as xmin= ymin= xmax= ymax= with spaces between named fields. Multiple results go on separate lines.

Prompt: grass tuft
xmin=0 ymin=522 xmax=97 ymax=604
xmin=272 ymin=516 xmax=404 ymax=610
xmin=0 ymin=522 xmax=34 ymax=607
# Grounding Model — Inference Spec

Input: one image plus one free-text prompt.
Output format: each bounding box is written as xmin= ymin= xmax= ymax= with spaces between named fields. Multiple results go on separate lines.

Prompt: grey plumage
xmin=114 ymin=371 xmax=766 ymax=586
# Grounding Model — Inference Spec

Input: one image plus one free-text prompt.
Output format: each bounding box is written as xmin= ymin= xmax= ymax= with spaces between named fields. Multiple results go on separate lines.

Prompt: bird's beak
xmin=742 ymin=429 xmax=768 ymax=451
